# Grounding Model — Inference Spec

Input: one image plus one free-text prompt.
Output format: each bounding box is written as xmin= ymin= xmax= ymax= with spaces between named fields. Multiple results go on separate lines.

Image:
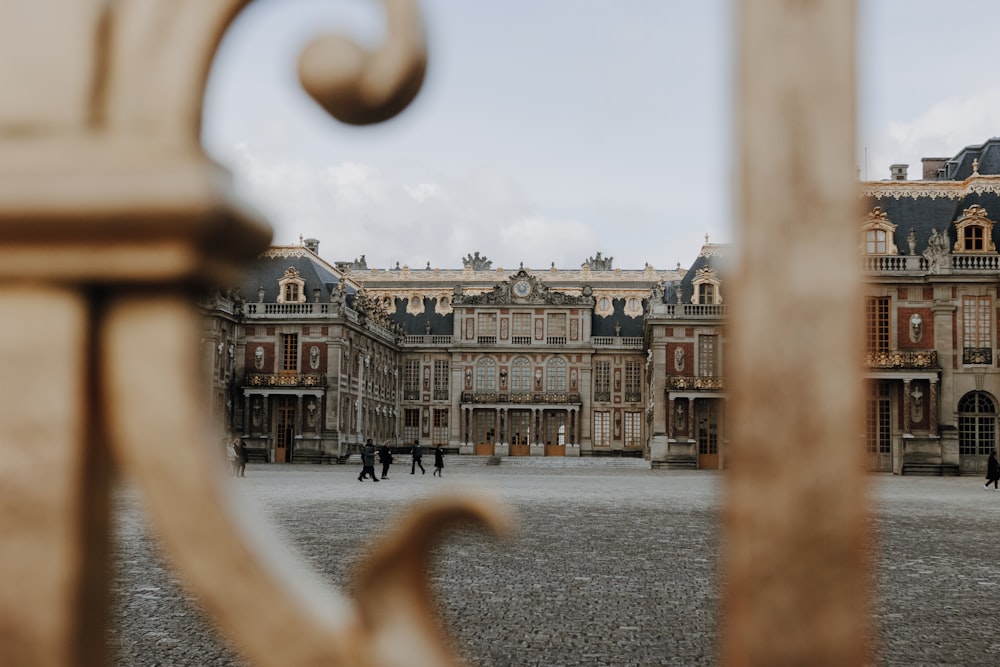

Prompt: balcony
xmin=245 ymin=373 xmax=326 ymax=388
xmin=862 ymin=253 xmax=1000 ymax=274
xmin=963 ymin=348 xmax=993 ymax=365
xmin=244 ymin=302 xmax=332 ymax=317
xmin=403 ymin=335 xmax=453 ymax=346
xmin=592 ymin=336 xmax=644 ymax=349
xmin=656 ymin=304 xmax=728 ymax=319
xmin=668 ymin=376 xmax=726 ymax=391
xmin=864 ymin=350 xmax=938 ymax=369
xmin=460 ymin=391 xmax=582 ymax=405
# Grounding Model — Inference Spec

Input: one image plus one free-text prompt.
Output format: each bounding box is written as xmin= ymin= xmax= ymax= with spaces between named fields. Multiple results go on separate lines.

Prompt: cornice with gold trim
xmin=863 ymin=175 xmax=1000 ymax=200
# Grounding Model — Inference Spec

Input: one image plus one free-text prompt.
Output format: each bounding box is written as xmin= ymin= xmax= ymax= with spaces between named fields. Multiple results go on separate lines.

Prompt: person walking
xmin=378 ymin=441 xmax=393 ymax=479
xmin=433 ymin=444 xmax=444 ymax=477
xmin=358 ymin=439 xmax=379 ymax=482
xmin=235 ymin=438 xmax=248 ymax=478
xmin=411 ymin=439 xmax=425 ymax=474
xmin=985 ymin=451 xmax=999 ymax=490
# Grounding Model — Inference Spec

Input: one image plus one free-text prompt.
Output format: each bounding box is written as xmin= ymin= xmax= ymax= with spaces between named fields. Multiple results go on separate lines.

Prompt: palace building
xmin=201 ymin=137 xmax=1000 ymax=474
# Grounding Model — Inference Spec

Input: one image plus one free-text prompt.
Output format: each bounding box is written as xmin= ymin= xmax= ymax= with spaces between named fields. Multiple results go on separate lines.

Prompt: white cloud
xmin=865 ymin=88 xmax=1000 ymax=180
xmin=404 ymin=183 xmax=448 ymax=203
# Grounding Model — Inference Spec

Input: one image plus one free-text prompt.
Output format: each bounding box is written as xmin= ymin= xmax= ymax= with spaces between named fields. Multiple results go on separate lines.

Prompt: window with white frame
xmin=510 ymin=356 xmax=531 ymax=392
xmin=546 ymin=357 xmax=567 ymax=392
xmin=475 ymin=357 xmax=497 ymax=391
xmin=624 ymin=411 xmax=642 ymax=447
xmin=594 ymin=411 xmax=610 ymax=447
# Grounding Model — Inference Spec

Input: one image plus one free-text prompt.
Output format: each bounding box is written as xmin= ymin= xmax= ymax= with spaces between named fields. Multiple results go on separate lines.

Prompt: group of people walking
xmin=359 ymin=439 xmax=444 ymax=482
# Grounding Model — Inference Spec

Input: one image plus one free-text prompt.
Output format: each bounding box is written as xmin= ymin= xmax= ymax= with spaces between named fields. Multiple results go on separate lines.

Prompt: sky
xmin=201 ymin=1 xmax=1000 ymax=272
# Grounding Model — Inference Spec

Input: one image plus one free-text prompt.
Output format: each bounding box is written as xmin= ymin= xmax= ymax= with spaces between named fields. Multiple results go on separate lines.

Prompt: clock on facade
xmin=513 ymin=279 xmax=531 ymax=297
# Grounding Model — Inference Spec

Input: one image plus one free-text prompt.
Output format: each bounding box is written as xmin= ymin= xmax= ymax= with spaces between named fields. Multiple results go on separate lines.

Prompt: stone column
xmin=902 ymin=379 xmax=912 ymax=436
xmin=929 ymin=377 xmax=939 ymax=434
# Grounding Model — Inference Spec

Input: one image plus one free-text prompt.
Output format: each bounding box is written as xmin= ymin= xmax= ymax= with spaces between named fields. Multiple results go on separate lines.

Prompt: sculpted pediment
xmin=454 ymin=269 xmax=594 ymax=306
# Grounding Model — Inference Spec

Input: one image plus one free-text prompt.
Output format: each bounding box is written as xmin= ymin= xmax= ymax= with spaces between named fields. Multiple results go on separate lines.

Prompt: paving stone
xmin=108 ymin=465 xmax=1000 ymax=666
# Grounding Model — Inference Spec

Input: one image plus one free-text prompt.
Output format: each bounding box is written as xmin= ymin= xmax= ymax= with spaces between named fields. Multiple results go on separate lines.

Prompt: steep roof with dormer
xmin=862 ymin=138 xmax=1000 ymax=256
xmin=238 ymin=245 xmax=356 ymax=303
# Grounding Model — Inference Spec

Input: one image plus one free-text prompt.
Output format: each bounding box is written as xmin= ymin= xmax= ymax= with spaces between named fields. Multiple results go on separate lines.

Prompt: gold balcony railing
xmin=668 ymin=376 xmax=727 ymax=391
xmin=245 ymin=373 xmax=327 ymax=388
xmin=864 ymin=349 xmax=938 ymax=369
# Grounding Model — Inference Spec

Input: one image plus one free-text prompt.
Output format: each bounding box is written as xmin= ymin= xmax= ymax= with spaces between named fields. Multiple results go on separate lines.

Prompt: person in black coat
xmin=378 ymin=442 xmax=393 ymax=479
xmin=985 ymin=451 xmax=999 ymax=490
xmin=433 ymin=445 xmax=444 ymax=477
xmin=411 ymin=439 xmax=425 ymax=475
xmin=358 ymin=440 xmax=379 ymax=482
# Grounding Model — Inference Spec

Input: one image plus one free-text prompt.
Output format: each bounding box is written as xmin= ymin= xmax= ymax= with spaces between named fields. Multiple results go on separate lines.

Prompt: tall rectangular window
xmin=625 ymin=361 xmax=642 ymax=401
xmin=478 ymin=312 xmax=497 ymax=335
xmin=865 ymin=297 xmax=890 ymax=352
xmin=403 ymin=359 xmax=420 ymax=399
xmin=698 ymin=334 xmax=718 ymax=377
xmin=432 ymin=409 xmax=448 ymax=445
xmin=546 ymin=313 xmax=567 ymax=344
xmin=594 ymin=411 xmax=610 ymax=447
xmin=594 ymin=361 xmax=611 ymax=401
xmin=963 ymin=295 xmax=991 ymax=349
xmin=624 ymin=411 xmax=642 ymax=447
xmin=404 ymin=408 xmax=420 ymax=443
xmin=281 ymin=333 xmax=298 ymax=372
xmin=512 ymin=312 xmax=532 ymax=344
xmin=433 ymin=360 xmax=449 ymax=400
xmin=865 ymin=381 xmax=891 ymax=454
xmin=698 ymin=283 xmax=716 ymax=304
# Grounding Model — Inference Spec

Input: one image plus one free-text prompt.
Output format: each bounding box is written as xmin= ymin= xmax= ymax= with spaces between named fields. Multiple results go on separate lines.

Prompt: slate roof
xmin=238 ymin=247 xmax=353 ymax=303
xmin=390 ymin=297 xmax=453 ymax=336
xmin=864 ymin=137 xmax=1000 ymax=254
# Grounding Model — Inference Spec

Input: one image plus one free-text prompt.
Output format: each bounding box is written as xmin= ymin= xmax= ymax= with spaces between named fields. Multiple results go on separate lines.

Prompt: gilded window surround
xmin=276 ymin=267 xmax=306 ymax=304
xmin=691 ymin=267 xmax=723 ymax=305
xmin=952 ymin=204 xmax=997 ymax=253
xmin=860 ymin=206 xmax=898 ymax=255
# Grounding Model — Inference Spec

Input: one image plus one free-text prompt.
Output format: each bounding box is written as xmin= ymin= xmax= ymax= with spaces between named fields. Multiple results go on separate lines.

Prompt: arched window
xmin=958 ymin=391 xmax=996 ymax=456
xmin=860 ymin=206 xmax=898 ymax=255
xmin=276 ymin=266 xmax=306 ymax=304
xmin=953 ymin=204 xmax=997 ymax=254
xmin=546 ymin=357 xmax=567 ymax=392
xmin=691 ymin=267 xmax=723 ymax=305
xmin=510 ymin=356 xmax=531 ymax=392
xmin=475 ymin=357 xmax=496 ymax=392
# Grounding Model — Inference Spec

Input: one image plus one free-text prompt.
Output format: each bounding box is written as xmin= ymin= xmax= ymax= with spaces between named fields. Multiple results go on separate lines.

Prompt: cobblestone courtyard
xmin=110 ymin=464 xmax=1000 ymax=666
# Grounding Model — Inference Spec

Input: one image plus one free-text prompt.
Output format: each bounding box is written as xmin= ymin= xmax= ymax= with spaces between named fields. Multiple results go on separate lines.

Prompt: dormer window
xmin=860 ymin=207 xmax=898 ymax=255
xmin=276 ymin=267 xmax=306 ymax=304
xmin=953 ymin=205 xmax=996 ymax=253
xmin=691 ymin=267 xmax=722 ymax=305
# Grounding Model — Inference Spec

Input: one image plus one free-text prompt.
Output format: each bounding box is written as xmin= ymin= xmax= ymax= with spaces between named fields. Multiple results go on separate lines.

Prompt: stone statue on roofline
xmin=462 ymin=251 xmax=492 ymax=271
xmin=922 ymin=227 xmax=950 ymax=274
xmin=583 ymin=252 xmax=614 ymax=271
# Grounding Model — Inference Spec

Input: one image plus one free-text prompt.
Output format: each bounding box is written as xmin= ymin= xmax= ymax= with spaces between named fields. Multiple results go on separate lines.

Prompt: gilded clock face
xmin=513 ymin=279 xmax=531 ymax=297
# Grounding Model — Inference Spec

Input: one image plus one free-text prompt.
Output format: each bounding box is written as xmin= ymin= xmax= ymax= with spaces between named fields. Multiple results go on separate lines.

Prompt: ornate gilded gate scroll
xmin=0 ymin=2 xmax=510 ymax=666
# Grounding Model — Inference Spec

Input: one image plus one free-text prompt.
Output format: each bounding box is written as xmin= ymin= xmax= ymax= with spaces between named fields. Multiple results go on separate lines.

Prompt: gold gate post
xmin=723 ymin=1 xmax=868 ymax=665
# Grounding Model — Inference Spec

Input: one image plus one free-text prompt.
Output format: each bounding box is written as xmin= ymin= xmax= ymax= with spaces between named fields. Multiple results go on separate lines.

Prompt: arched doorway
xmin=958 ymin=391 xmax=997 ymax=474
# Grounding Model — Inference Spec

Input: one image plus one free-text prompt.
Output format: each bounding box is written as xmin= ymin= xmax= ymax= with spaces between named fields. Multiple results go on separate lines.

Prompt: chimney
xmin=921 ymin=157 xmax=949 ymax=180
xmin=304 ymin=238 xmax=320 ymax=254
xmin=889 ymin=163 xmax=908 ymax=181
